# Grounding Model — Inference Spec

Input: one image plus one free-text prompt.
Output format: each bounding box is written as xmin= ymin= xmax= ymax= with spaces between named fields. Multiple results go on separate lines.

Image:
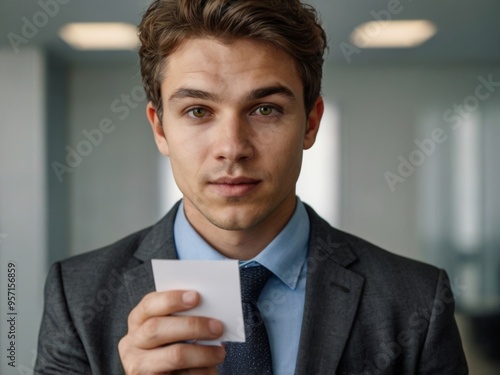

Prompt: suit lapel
xmin=295 ymin=206 xmax=365 ymax=375
xmin=124 ymin=202 xmax=181 ymax=308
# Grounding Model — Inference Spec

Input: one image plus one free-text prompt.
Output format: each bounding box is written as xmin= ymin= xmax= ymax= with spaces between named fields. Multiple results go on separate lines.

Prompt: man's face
xmin=148 ymin=38 xmax=323 ymax=234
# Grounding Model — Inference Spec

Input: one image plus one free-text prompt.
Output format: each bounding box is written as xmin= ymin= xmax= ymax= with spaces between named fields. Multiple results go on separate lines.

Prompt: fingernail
xmin=182 ymin=291 xmax=197 ymax=306
xmin=209 ymin=319 xmax=223 ymax=336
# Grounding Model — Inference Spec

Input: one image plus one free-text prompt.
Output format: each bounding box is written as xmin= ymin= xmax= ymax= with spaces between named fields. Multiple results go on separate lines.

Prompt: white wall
xmin=323 ymin=66 xmax=423 ymax=260
xmin=0 ymin=48 xmax=47 ymax=374
xmin=322 ymin=64 xmax=500 ymax=266
xmin=66 ymin=64 xmax=160 ymax=255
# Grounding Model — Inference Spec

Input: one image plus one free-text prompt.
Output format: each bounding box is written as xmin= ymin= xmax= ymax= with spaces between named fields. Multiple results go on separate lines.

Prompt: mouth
xmin=208 ymin=176 xmax=261 ymax=197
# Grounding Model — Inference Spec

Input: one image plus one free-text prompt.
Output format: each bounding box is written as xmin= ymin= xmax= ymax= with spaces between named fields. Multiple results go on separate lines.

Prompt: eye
xmin=253 ymin=105 xmax=282 ymax=117
xmin=187 ymin=108 xmax=207 ymax=118
xmin=257 ymin=106 xmax=274 ymax=116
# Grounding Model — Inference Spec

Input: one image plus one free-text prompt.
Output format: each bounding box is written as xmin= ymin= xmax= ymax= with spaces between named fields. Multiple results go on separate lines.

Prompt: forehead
xmin=160 ymin=38 xmax=303 ymax=100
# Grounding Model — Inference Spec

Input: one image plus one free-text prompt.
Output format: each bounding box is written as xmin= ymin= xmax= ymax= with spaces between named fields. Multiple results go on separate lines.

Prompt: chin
xmin=205 ymin=205 xmax=265 ymax=231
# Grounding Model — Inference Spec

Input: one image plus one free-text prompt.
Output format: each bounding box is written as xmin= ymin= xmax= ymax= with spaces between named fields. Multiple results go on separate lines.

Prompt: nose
xmin=212 ymin=115 xmax=254 ymax=162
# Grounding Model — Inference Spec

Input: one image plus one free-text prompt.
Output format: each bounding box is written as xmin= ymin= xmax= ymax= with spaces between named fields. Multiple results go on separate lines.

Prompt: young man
xmin=35 ymin=0 xmax=468 ymax=374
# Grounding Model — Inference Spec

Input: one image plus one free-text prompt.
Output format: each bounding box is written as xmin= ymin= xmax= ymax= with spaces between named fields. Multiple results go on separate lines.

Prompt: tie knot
xmin=240 ymin=265 xmax=272 ymax=304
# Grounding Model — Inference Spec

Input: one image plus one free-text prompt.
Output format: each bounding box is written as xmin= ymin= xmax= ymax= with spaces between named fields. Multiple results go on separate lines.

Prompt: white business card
xmin=152 ymin=259 xmax=245 ymax=345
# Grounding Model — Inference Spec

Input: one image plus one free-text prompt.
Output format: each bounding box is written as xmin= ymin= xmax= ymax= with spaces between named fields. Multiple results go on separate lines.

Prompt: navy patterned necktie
xmin=219 ymin=265 xmax=273 ymax=375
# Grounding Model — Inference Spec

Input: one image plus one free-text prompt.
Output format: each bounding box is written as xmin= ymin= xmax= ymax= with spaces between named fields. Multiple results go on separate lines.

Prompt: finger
xmin=134 ymin=316 xmax=223 ymax=349
xmin=129 ymin=290 xmax=199 ymax=330
xmin=143 ymin=343 xmax=225 ymax=373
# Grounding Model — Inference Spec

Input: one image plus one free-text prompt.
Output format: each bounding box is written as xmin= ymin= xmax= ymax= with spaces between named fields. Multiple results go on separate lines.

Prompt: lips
xmin=209 ymin=176 xmax=261 ymax=197
xmin=210 ymin=176 xmax=260 ymax=185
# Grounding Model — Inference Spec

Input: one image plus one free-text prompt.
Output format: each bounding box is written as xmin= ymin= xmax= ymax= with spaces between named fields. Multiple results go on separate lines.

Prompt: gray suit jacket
xmin=35 ymin=203 xmax=468 ymax=374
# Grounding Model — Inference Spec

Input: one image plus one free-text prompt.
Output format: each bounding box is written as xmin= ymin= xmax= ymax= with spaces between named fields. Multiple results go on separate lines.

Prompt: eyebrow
xmin=168 ymin=84 xmax=296 ymax=103
xmin=169 ymin=88 xmax=220 ymax=103
xmin=247 ymin=85 xmax=296 ymax=102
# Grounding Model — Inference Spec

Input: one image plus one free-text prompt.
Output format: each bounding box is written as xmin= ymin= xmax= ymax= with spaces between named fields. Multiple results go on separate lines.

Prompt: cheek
xmin=170 ymin=147 xmax=201 ymax=178
xmin=167 ymin=128 xmax=206 ymax=161
xmin=166 ymin=136 xmax=201 ymax=181
xmin=262 ymin=133 xmax=304 ymax=176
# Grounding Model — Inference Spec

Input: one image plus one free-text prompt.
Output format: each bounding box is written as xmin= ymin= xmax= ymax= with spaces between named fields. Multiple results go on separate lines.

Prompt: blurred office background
xmin=1 ymin=0 xmax=499 ymax=373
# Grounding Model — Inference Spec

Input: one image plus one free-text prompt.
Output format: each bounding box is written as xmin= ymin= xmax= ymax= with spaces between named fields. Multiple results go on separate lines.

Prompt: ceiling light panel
xmin=350 ymin=20 xmax=437 ymax=48
xmin=59 ymin=23 xmax=139 ymax=50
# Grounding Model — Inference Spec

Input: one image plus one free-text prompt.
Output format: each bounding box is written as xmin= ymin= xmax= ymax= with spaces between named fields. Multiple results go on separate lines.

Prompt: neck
xmin=183 ymin=197 xmax=297 ymax=260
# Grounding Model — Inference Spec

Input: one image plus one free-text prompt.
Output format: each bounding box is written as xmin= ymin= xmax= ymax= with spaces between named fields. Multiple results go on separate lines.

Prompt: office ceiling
xmin=1 ymin=0 xmax=499 ymax=65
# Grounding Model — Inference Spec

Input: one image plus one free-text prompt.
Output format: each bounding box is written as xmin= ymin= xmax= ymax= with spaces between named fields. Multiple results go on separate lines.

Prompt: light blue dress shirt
xmin=174 ymin=198 xmax=310 ymax=375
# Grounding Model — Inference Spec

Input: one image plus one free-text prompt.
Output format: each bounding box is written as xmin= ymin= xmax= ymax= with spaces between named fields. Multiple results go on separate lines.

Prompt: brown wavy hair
xmin=138 ymin=0 xmax=327 ymax=118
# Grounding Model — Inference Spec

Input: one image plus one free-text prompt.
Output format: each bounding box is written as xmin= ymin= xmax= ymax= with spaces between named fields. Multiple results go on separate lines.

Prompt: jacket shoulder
xmin=306 ymin=204 xmax=442 ymax=295
xmin=60 ymin=225 xmax=153 ymax=274
xmin=346 ymin=231 xmax=439 ymax=281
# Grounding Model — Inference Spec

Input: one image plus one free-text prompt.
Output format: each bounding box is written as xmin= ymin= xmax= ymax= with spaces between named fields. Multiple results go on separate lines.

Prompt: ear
xmin=303 ymin=96 xmax=324 ymax=150
xmin=146 ymin=102 xmax=170 ymax=156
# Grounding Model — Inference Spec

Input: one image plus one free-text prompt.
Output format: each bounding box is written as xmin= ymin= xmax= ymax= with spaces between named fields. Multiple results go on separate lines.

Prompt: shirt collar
xmin=174 ymin=198 xmax=310 ymax=290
